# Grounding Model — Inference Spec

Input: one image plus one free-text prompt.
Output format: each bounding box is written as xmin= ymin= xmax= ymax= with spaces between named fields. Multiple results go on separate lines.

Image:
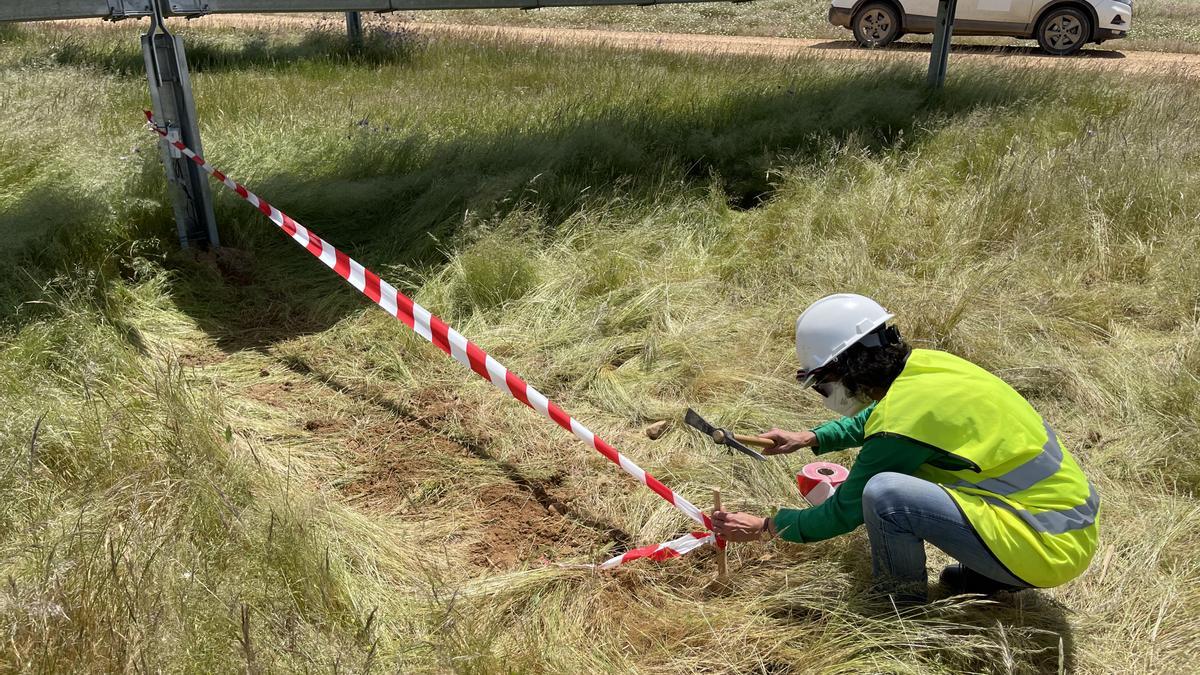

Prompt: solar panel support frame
xmin=142 ymin=0 xmax=221 ymax=248
xmin=346 ymin=10 xmax=363 ymax=45
xmin=927 ymin=0 xmax=958 ymax=88
xmin=2 ymin=0 xmax=960 ymax=252
xmin=107 ymin=1 xmax=155 ymax=19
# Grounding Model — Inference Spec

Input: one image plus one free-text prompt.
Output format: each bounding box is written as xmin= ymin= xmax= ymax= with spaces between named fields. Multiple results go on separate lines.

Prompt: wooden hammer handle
xmin=712 ymin=430 xmax=776 ymax=449
xmin=731 ymin=433 xmax=776 ymax=449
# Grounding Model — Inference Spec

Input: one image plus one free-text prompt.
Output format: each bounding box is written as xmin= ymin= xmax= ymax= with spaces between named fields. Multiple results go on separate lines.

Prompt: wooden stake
xmin=712 ymin=488 xmax=727 ymax=581
xmin=1097 ymin=546 xmax=1115 ymax=585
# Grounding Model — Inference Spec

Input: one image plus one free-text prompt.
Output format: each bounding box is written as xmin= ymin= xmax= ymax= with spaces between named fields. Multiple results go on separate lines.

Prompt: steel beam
xmin=0 ymin=1 xmax=148 ymax=22
xmin=142 ymin=0 xmax=220 ymax=248
xmin=926 ymin=0 xmax=958 ymax=88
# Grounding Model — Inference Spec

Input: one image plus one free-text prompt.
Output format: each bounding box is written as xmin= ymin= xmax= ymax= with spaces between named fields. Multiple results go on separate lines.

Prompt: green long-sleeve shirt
xmin=771 ymin=404 xmax=974 ymax=543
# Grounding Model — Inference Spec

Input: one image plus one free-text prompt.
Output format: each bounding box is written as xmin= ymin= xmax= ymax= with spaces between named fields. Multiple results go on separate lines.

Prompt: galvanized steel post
xmin=927 ymin=0 xmax=959 ymax=88
xmin=346 ymin=11 xmax=363 ymax=46
xmin=141 ymin=0 xmax=219 ymax=248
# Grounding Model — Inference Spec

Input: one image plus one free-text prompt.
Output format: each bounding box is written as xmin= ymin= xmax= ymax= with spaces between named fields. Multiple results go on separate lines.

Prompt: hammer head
xmin=683 ymin=408 xmax=716 ymax=437
xmin=683 ymin=408 xmax=767 ymax=461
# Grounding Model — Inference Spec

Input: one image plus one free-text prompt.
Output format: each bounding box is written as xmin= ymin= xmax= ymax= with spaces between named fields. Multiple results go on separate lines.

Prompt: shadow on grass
xmin=811 ymin=39 xmax=1126 ymax=59
xmin=43 ymin=23 xmax=421 ymax=77
xmin=928 ymin=593 xmax=1078 ymax=672
xmin=828 ymin=545 xmax=1077 ymax=671
xmin=164 ymin=67 xmax=1057 ymax=351
xmin=3 ymin=61 xmax=1054 ymax=352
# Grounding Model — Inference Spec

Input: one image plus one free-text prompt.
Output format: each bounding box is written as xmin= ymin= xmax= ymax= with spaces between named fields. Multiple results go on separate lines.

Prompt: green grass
xmin=2 ymin=20 xmax=1200 ymax=672
xmin=406 ymin=0 xmax=1200 ymax=54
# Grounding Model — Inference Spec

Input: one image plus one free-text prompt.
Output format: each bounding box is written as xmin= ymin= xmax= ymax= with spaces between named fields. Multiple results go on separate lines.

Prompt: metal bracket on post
xmin=106 ymin=1 xmax=154 ymax=21
xmin=346 ymin=11 xmax=363 ymax=47
xmin=165 ymin=0 xmax=211 ymax=17
xmin=926 ymin=0 xmax=958 ymax=88
xmin=142 ymin=0 xmax=219 ymax=249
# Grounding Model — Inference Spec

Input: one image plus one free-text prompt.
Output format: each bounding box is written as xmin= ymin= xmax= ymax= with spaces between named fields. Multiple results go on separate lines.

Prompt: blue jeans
xmin=862 ymin=472 xmax=1031 ymax=598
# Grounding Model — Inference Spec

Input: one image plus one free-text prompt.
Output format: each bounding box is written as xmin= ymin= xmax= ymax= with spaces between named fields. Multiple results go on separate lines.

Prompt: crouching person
xmin=712 ymin=294 xmax=1099 ymax=604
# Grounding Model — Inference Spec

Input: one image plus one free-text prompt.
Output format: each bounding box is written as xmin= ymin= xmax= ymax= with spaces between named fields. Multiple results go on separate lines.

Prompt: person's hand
xmin=759 ymin=428 xmax=817 ymax=455
xmin=712 ymin=510 xmax=768 ymax=542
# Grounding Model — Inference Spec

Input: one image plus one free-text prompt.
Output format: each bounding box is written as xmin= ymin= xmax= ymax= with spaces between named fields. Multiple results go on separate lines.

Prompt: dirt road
xmin=405 ymin=21 xmax=1200 ymax=79
xmin=56 ymin=12 xmax=1200 ymax=79
xmin=175 ymin=12 xmax=1200 ymax=79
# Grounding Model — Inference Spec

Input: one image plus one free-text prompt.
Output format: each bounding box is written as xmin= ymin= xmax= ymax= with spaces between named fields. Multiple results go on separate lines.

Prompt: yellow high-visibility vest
xmin=865 ymin=349 xmax=1099 ymax=588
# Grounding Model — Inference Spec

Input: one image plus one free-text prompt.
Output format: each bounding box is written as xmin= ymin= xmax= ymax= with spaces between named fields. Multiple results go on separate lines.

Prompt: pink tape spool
xmin=797 ymin=462 xmax=850 ymax=506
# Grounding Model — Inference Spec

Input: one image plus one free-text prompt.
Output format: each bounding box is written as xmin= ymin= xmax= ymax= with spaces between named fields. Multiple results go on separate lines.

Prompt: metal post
xmin=926 ymin=0 xmax=959 ymax=88
xmin=345 ymin=11 xmax=363 ymax=47
xmin=142 ymin=0 xmax=219 ymax=249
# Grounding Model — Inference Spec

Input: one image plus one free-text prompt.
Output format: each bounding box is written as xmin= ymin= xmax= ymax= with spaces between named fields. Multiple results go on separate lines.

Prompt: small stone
xmin=645 ymin=420 xmax=670 ymax=440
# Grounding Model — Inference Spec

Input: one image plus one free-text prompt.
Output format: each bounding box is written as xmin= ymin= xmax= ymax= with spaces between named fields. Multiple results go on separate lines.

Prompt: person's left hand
xmin=712 ymin=510 xmax=767 ymax=542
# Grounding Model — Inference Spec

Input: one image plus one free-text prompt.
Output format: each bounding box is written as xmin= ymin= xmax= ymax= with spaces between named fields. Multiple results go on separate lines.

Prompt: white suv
xmin=828 ymin=0 xmax=1132 ymax=55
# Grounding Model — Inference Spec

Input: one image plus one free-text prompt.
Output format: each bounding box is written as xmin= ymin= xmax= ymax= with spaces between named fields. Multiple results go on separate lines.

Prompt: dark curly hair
xmin=831 ymin=328 xmax=912 ymax=398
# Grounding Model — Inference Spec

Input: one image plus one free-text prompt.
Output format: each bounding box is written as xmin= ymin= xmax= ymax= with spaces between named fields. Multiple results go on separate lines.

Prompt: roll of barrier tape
xmin=797 ymin=462 xmax=850 ymax=506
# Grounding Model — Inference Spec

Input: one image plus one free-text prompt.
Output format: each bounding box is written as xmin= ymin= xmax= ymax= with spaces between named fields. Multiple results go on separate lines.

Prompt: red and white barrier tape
xmin=144 ymin=112 xmax=721 ymax=565
xmin=596 ymin=531 xmax=715 ymax=569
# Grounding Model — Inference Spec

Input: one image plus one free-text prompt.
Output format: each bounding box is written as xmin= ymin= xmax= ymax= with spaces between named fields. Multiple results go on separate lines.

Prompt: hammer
xmin=683 ymin=408 xmax=773 ymax=461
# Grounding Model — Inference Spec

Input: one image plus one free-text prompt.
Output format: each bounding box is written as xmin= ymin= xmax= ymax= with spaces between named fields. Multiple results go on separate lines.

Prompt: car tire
xmin=1036 ymin=6 xmax=1092 ymax=55
xmin=852 ymin=3 xmax=902 ymax=48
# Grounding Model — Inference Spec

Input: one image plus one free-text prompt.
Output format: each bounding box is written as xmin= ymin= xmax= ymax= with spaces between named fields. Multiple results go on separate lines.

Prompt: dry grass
xmin=1 ymin=19 xmax=1199 ymax=673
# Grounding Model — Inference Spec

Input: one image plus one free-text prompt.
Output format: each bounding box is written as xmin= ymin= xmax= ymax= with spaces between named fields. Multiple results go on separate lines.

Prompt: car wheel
xmin=852 ymin=3 xmax=902 ymax=48
xmin=1036 ymin=6 xmax=1092 ymax=55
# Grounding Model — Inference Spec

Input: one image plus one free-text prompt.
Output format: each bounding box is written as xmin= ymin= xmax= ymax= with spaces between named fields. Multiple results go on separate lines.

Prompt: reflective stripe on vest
xmin=975 ymin=482 xmax=1100 ymax=535
xmin=946 ymin=422 xmax=1062 ymax=496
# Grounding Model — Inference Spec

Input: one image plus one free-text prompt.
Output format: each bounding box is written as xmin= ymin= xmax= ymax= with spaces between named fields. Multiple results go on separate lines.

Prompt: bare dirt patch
xmin=231 ymin=362 xmax=629 ymax=564
xmin=471 ymin=481 xmax=612 ymax=570
xmin=243 ymin=379 xmax=301 ymax=407
xmin=339 ymin=421 xmax=463 ymax=511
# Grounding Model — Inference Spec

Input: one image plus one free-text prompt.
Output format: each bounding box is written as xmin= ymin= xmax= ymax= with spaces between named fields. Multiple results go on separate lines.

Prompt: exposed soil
xmin=301 ymin=416 xmax=347 ymax=433
xmin=162 ymin=314 xmax=631 ymax=570
xmin=405 ymin=388 xmax=462 ymax=427
xmin=252 ymin=371 xmax=630 ymax=566
xmin=243 ymin=378 xmax=300 ymax=406
xmin=339 ymin=420 xmax=463 ymax=510
xmin=471 ymin=481 xmax=610 ymax=570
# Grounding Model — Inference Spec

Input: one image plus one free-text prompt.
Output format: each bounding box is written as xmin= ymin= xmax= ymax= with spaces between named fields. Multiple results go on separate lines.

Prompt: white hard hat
xmin=795 ymin=293 xmax=895 ymax=387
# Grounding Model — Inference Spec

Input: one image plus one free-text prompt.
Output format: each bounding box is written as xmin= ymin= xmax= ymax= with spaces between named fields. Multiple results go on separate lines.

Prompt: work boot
xmin=938 ymin=564 xmax=1025 ymax=596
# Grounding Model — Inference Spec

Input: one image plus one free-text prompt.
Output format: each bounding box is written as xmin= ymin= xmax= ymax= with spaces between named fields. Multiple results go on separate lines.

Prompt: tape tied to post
xmin=141 ymin=111 xmax=720 ymax=571
xmin=797 ymin=462 xmax=849 ymax=506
